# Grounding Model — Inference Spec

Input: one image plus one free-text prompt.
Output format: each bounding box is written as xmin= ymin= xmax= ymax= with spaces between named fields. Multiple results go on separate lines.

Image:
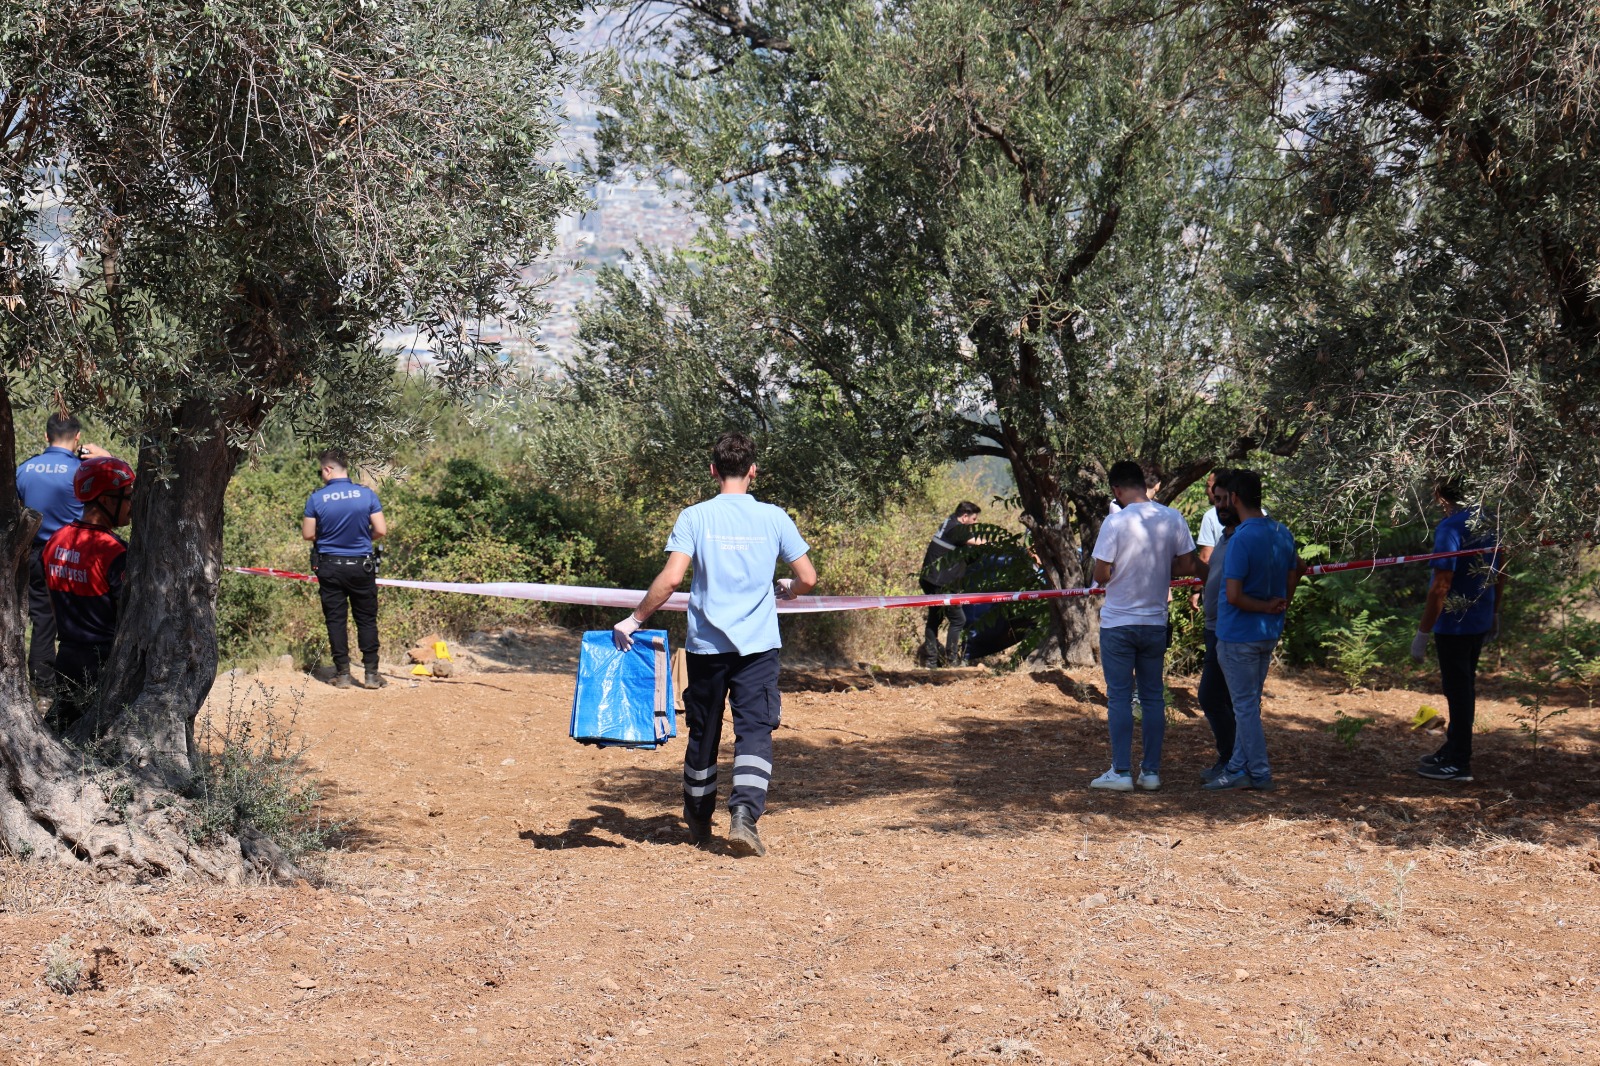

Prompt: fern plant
xmin=1320 ymin=610 xmax=1389 ymax=690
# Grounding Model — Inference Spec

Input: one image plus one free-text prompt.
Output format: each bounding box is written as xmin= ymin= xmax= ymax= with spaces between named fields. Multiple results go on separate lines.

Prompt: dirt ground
xmin=2 ymin=626 xmax=1598 ymax=1065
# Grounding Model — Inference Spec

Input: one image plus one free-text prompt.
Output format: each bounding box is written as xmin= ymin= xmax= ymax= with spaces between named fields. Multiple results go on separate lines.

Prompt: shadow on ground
xmin=579 ymin=670 xmax=1600 ymax=852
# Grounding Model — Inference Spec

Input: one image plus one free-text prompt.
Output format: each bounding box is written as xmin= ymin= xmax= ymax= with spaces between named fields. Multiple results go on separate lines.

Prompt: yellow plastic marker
xmin=412 ymin=664 xmax=433 ymax=677
xmin=434 ymin=640 xmax=453 ymax=662
xmin=1410 ymin=704 xmax=1441 ymax=730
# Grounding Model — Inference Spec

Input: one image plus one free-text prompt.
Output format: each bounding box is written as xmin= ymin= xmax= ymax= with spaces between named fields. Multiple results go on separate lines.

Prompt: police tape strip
xmin=230 ymin=544 xmax=1498 ymax=614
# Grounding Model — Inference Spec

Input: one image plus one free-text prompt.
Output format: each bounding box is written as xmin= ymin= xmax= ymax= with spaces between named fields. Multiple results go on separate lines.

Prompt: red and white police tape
xmin=230 ymin=544 xmax=1499 ymax=614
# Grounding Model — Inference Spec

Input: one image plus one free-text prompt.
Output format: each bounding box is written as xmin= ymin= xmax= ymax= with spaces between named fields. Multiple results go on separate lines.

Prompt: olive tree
xmin=0 ymin=0 xmax=581 ymax=876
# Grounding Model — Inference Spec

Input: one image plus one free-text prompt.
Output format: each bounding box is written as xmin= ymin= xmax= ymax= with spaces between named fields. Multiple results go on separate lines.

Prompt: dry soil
xmin=1 ymin=628 xmax=1597 ymax=1065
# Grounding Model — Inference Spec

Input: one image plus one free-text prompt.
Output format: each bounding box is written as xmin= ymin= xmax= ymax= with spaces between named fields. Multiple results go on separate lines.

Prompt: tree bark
xmin=0 ymin=378 xmax=251 ymax=878
xmin=990 ymin=415 xmax=1103 ymax=667
xmin=86 ymin=395 xmax=264 ymax=787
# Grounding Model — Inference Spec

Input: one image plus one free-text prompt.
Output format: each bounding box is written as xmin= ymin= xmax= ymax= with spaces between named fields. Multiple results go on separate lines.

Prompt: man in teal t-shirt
xmin=615 ymin=432 xmax=817 ymax=857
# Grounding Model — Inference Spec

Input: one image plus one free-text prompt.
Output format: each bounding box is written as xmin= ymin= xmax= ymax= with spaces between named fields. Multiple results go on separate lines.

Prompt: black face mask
xmin=1216 ymin=506 xmax=1239 ymax=528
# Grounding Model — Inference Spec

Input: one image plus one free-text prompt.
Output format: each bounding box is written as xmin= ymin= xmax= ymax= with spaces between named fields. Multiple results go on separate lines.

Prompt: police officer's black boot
xmin=920 ymin=624 xmax=942 ymax=669
xmin=944 ymin=627 xmax=964 ymax=668
xmin=727 ymin=805 xmax=765 ymax=857
xmin=362 ymin=668 xmax=388 ymax=689
xmin=331 ymin=668 xmax=355 ymax=689
xmin=683 ymin=803 xmax=712 ymax=847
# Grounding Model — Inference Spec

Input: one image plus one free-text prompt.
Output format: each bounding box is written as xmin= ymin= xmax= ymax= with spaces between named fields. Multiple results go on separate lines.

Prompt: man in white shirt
xmin=1088 ymin=460 xmax=1200 ymax=792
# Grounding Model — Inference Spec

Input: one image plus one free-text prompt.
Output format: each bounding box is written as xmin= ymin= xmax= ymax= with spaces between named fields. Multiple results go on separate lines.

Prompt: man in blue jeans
xmin=614 ymin=432 xmax=817 ymax=856
xmin=1089 ymin=460 xmax=1199 ymax=792
xmin=1205 ymin=469 xmax=1302 ymax=791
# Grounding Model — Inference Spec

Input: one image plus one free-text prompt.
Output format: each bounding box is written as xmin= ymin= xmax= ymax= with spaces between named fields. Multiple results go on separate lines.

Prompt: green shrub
xmin=1327 ymin=710 xmax=1377 ymax=748
xmin=188 ymin=678 xmax=335 ymax=860
xmin=1320 ymin=610 xmax=1391 ymax=690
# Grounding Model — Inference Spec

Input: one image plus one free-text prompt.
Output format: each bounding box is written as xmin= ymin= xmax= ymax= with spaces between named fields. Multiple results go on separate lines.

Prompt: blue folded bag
xmin=570 ymin=630 xmax=677 ymax=749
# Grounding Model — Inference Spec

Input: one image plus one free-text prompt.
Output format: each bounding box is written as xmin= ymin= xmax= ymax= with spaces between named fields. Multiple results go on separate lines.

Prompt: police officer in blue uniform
xmin=302 ymin=449 xmax=388 ymax=689
xmin=15 ymin=413 xmax=109 ymax=697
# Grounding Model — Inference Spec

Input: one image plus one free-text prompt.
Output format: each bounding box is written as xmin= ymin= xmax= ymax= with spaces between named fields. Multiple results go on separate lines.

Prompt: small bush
xmin=188 ymin=679 xmax=335 ymax=861
xmin=1327 ymin=710 xmax=1377 ymax=748
xmin=43 ymin=936 xmax=83 ymax=995
xmin=169 ymin=943 xmax=207 ymax=974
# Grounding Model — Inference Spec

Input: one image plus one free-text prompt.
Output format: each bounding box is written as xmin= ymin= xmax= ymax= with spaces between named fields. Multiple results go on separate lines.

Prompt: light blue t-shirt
xmin=1217 ymin=516 xmax=1298 ymax=644
xmin=666 ymin=493 xmax=810 ymax=655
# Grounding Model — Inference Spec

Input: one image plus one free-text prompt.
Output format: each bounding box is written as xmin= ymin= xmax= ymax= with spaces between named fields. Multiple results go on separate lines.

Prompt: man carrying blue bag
xmin=613 ymin=432 xmax=817 ymax=857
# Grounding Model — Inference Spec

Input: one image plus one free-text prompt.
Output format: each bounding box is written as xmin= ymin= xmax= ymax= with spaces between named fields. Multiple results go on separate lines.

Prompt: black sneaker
xmin=683 ymin=805 xmax=712 ymax=847
xmin=1418 ymin=750 xmax=1448 ymax=769
xmin=362 ymin=669 xmax=388 ymax=689
xmin=331 ymin=672 xmax=356 ymax=689
xmin=1418 ymin=762 xmax=1473 ymax=782
xmin=726 ymin=805 xmax=766 ymax=857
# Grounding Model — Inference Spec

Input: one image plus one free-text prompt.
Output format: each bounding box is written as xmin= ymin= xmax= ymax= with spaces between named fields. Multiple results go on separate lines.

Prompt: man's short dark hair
xmin=1143 ymin=465 xmax=1163 ymax=491
xmin=1435 ymin=478 xmax=1466 ymax=504
xmin=954 ymin=500 xmax=982 ymax=517
xmin=1108 ymin=460 xmax=1145 ymax=490
xmin=1230 ymin=468 xmax=1264 ymax=509
xmin=46 ymin=413 xmax=81 ymax=443
xmin=1211 ymin=467 xmax=1234 ymax=493
xmin=319 ymin=448 xmax=350 ymax=471
xmin=711 ymin=432 xmax=757 ymax=479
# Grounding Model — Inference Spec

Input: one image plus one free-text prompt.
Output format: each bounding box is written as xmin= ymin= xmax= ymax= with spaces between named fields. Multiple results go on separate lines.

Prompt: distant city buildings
xmin=383 ymin=72 xmax=703 ymax=375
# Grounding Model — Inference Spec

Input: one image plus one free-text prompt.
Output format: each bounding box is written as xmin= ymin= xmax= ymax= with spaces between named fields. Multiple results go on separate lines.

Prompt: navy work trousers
xmin=682 ymin=648 xmax=781 ymax=821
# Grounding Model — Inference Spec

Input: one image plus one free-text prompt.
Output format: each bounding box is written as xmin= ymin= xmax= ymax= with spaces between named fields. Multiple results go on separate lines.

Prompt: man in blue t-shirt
xmin=1205 ymin=469 xmax=1303 ymax=791
xmin=1409 ymin=479 xmax=1505 ymax=782
xmin=615 ymin=432 xmax=816 ymax=857
xmin=15 ymin=412 xmax=110 ymax=697
xmin=302 ymin=449 xmax=388 ymax=690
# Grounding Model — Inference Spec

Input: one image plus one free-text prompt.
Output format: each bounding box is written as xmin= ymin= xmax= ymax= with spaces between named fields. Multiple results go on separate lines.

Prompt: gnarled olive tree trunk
xmin=84 ymin=396 xmax=260 ymax=787
xmin=0 ymin=375 xmax=300 ymax=880
xmin=0 ymin=380 xmax=259 ymax=878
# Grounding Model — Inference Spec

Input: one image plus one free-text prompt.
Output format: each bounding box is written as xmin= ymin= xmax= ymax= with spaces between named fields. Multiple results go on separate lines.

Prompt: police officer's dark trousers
xmin=26 ymin=542 xmax=57 ymax=695
xmin=317 ymin=556 xmax=380 ymax=673
xmin=682 ymin=649 xmax=780 ymax=822
xmin=920 ymin=579 xmax=964 ymax=665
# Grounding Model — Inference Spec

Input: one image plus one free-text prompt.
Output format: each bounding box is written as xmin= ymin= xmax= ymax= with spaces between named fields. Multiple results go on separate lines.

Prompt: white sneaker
xmin=1089 ymin=768 xmax=1134 ymax=792
xmin=1135 ymin=771 xmax=1161 ymax=791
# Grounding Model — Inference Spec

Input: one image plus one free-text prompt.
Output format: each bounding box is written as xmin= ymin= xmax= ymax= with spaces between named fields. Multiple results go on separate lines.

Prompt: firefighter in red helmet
xmin=41 ymin=455 xmax=135 ymax=733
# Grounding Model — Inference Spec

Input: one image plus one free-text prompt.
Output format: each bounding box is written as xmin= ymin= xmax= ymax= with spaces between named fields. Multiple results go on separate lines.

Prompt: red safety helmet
xmin=73 ymin=456 xmax=136 ymax=503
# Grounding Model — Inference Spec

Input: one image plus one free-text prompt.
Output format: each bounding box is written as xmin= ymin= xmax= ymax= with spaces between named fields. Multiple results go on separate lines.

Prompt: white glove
xmin=775 ymin=578 xmax=795 ymax=600
xmin=613 ymin=614 xmax=642 ymax=651
xmin=1409 ymin=630 xmax=1430 ymax=662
